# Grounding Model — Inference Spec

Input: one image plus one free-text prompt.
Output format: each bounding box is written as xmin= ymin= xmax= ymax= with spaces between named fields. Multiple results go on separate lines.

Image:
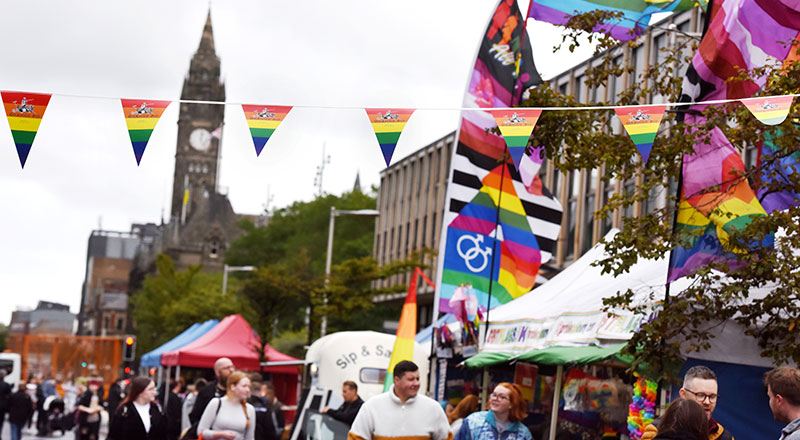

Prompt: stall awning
xmin=140 ymin=319 xmax=219 ymax=367
xmin=465 ymin=343 xmax=628 ymax=368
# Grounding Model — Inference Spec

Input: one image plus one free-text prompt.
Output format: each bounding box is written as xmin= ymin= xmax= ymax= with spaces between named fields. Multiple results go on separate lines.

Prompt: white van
xmin=305 ymin=331 xmax=429 ymax=401
xmin=0 ymin=353 xmax=22 ymax=390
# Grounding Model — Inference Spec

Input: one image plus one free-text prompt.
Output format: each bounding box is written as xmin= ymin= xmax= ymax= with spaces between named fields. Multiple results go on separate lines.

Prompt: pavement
xmin=1 ymin=412 xmax=108 ymax=440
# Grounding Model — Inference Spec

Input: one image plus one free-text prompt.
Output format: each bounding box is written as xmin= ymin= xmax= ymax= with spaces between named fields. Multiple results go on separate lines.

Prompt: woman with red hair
xmin=454 ymin=383 xmax=531 ymax=440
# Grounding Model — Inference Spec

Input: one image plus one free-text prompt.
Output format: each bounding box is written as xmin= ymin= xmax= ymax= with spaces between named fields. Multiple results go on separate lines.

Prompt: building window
xmin=104 ymin=316 xmax=109 ymax=330
xmin=117 ymin=318 xmax=124 ymax=331
xmin=583 ymin=169 xmax=598 ymax=253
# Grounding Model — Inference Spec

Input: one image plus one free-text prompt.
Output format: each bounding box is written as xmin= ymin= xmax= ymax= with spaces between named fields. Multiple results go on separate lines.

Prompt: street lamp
xmin=321 ymin=207 xmax=380 ymax=336
xmin=222 ymin=264 xmax=256 ymax=295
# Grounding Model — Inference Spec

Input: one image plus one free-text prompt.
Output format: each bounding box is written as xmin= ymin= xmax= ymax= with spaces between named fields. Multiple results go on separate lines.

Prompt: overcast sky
xmin=0 ymin=0 xmax=600 ymax=324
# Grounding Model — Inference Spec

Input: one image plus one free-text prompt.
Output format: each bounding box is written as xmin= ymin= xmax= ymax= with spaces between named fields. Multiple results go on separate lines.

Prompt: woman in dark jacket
xmin=653 ymin=398 xmax=708 ymax=440
xmin=108 ymin=376 xmax=167 ymax=440
xmin=76 ymin=380 xmax=104 ymax=440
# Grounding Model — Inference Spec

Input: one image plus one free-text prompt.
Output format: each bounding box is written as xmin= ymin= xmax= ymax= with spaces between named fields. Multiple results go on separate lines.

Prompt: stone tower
xmin=170 ymin=11 xmax=226 ymax=223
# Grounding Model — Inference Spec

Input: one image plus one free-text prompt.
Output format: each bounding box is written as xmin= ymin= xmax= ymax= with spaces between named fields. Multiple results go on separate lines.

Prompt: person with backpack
xmin=108 ymin=376 xmax=167 ymax=440
xmin=197 ymin=371 xmax=255 ymax=440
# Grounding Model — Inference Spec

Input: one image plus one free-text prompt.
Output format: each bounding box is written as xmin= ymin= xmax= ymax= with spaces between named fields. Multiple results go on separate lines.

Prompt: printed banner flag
xmin=241 ymin=105 xmax=292 ymax=156
xmin=383 ymin=267 xmax=428 ymax=391
xmin=1 ymin=91 xmax=52 ymax=168
xmin=528 ymin=0 xmax=700 ymax=42
xmin=615 ymin=105 xmax=667 ymax=163
xmin=365 ymin=108 xmax=414 ymax=166
xmin=741 ymin=96 xmax=793 ymax=126
xmin=120 ymin=99 xmax=171 ymax=165
xmin=435 ymin=0 xmax=562 ymax=316
xmin=489 ymin=109 xmax=542 ymax=172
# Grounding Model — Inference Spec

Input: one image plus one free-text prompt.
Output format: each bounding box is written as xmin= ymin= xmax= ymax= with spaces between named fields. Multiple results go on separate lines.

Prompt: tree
xmin=0 ymin=322 xmax=7 ymax=352
xmin=130 ymin=254 xmax=245 ymax=355
xmin=519 ymin=10 xmax=800 ymax=380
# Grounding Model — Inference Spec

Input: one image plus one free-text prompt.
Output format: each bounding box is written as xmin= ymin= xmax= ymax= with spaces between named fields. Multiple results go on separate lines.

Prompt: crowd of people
xmin=1 ymin=361 xmax=799 ymax=440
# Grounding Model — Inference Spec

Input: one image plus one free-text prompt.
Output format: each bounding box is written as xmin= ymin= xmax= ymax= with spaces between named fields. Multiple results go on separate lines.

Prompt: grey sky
xmin=0 ymin=0 xmax=598 ymax=323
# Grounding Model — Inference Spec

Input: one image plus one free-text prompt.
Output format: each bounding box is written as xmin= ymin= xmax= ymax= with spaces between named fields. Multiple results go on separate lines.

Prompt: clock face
xmin=189 ymin=128 xmax=211 ymax=151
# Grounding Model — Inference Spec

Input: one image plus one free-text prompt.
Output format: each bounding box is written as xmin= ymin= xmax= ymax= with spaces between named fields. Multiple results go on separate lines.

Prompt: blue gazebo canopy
xmin=140 ymin=319 xmax=219 ymax=367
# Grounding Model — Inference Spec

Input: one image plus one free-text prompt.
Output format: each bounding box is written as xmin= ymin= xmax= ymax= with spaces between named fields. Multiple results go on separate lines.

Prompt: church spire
xmin=198 ymin=9 xmax=216 ymax=55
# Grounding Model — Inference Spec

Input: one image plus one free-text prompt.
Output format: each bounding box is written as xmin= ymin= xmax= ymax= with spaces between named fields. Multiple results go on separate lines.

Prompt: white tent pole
xmin=164 ymin=366 xmax=171 ymax=409
xmin=176 ymin=365 xmax=181 ymax=384
xmin=548 ymin=365 xmax=563 ymax=440
xmin=480 ymin=367 xmax=489 ymax=409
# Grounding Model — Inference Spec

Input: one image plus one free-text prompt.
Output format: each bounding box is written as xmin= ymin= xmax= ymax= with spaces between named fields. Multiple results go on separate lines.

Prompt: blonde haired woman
xmin=197 ymin=371 xmax=256 ymax=440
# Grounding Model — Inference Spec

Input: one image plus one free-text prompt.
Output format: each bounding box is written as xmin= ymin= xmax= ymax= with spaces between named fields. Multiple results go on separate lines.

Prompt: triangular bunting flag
xmin=121 ymin=99 xmax=171 ymax=165
xmin=614 ymin=105 xmax=667 ymax=163
xmin=489 ymin=109 xmax=542 ymax=171
xmin=1 ymin=91 xmax=52 ymax=168
xmin=365 ymin=108 xmax=414 ymax=166
xmin=241 ymin=105 xmax=292 ymax=156
xmin=741 ymin=96 xmax=793 ymax=126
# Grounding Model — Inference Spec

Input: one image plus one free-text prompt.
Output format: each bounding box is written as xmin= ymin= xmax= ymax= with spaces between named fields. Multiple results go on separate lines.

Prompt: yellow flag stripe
xmin=371 ymin=122 xmax=408 ymax=132
xmin=246 ymin=119 xmax=283 ymax=129
xmin=7 ymin=116 xmax=42 ymax=131
xmin=623 ymin=122 xmax=660 ymax=135
xmin=497 ymin=125 xmax=536 ymax=137
xmin=125 ymin=118 xmax=160 ymax=130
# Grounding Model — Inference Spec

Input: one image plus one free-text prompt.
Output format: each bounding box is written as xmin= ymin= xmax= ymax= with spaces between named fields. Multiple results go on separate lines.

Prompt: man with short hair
xmin=349 ymin=360 xmax=451 ymax=440
xmin=641 ymin=365 xmax=733 ymax=440
xmin=188 ymin=357 xmax=235 ymax=425
xmin=322 ymin=380 xmax=364 ymax=427
xmin=248 ymin=373 xmax=279 ymax=440
xmin=764 ymin=366 xmax=800 ymax=440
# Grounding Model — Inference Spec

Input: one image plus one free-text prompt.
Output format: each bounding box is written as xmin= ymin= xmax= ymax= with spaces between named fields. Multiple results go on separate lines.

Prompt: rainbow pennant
xmin=383 ymin=267 xmax=424 ymax=392
xmin=1 ymin=91 xmax=52 ymax=168
xmin=615 ymin=105 xmax=666 ymax=164
xmin=241 ymin=105 xmax=292 ymax=156
xmin=365 ymin=108 xmax=414 ymax=166
xmin=121 ymin=99 xmax=171 ymax=165
xmin=489 ymin=109 xmax=542 ymax=172
xmin=741 ymin=96 xmax=793 ymax=125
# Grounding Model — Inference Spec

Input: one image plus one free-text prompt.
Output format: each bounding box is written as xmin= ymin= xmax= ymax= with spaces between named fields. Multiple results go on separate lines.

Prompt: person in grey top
xmin=198 ymin=371 xmax=256 ymax=440
xmin=765 ymin=366 xmax=800 ymax=440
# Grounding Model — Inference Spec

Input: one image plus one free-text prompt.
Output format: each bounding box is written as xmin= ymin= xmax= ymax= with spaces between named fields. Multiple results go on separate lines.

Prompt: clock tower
xmin=170 ymin=11 xmax=226 ymax=223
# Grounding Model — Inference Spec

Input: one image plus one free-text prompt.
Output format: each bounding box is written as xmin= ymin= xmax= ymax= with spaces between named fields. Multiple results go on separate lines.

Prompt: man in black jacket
xmin=188 ymin=357 xmax=234 ymax=425
xmin=8 ymin=383 xmax=33 ymax=440
xmin=321 ymin=381 xmax=364 ymax=427
xmin=248 ymin=375 xmax=279 ymax=440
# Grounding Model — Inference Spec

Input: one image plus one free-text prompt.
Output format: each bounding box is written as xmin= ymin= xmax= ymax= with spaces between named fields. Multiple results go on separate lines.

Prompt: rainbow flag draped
xmin=615 ymin=105 xmax=666 ymax=163
xmin=120 ymin=99 xmax=171 ymax=165
xmin=241 ymin=105 xmax=292 ymax=156
xmin=528 ymin=0 xmax=700 ymax=42
xmin=489 ymin=109 xmax=542 ymax=172
xmin=668 ymin=125 xmax=772 ymax=282
xmin=741 ymin=96 xmax=793 ymax=126
xmin=436 ymin=0 xmax=562 ymax=315
xmin=383 ymin=267 xmax=425 ymax=391
xmin=365 ymin=108 xmax=414 ymax=166
xmin=1 ymin=91 xmax=52 ymax=168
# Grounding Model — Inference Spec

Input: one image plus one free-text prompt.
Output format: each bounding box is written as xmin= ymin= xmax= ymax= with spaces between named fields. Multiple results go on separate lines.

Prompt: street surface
xmin=1 ymin=413 xmax=108 ymax=440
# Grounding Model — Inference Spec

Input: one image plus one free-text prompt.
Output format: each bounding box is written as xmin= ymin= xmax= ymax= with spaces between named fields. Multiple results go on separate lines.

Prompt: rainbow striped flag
xmin=528 ymin=0 xmax=700 ymax=42
xmin=741 ymin=96 xmax=793 ymax=126
xmin=489 ymin=109 xmax=542 ymax=172
xmin=241 ymin=105 xmax=292 ymax=156
xmin=365 ymin=108 xmax=414 ymax=166
xmin=1 ymin=91 xmax=52 ymax=168
xmin=757 ymin=129 xmax=800 ymax=213
xmin=615 ymin=105 xmax=666 ymax=164
xmin=383 ymin=267 xmax=420 ymax=391
xmin=120 ymin=99 xmax=171 ymax=165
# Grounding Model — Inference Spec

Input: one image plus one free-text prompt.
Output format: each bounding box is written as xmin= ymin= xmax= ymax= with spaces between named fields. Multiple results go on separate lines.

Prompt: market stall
xmin=140 ymin=319 xmax=219 ymax=368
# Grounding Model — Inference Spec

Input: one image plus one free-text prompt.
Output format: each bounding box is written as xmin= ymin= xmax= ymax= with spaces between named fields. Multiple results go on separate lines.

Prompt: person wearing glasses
xmin=642 ymin=366 xmax=733 ymax=440
xmin=454 ymin=383 xmax=531 ymax=440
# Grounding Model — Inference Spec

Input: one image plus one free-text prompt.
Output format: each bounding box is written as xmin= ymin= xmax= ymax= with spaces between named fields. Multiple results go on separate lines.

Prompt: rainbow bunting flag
xmin=615 ymin=105 xmax=666 ymax=164
xmin=120 ymin=99 xmax=171 ymax=165
xmin=489 ymin=109 xmax=542 ymax=172
xmin=365 ymin=108 xmax=414 ymax=166
xmin=241 ymin=105 xmax=292 ymax=156
xmin=383 ymin=267 xmax=425 ymax=391
xmin=741 ymin=96 xmax=793 ymax=126
xmin=1 ymin=91 xmax=52 ymax=168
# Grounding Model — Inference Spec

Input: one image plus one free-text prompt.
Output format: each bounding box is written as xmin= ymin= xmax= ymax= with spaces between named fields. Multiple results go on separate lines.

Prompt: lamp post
xmin=321 ymin=207 xmax=380 ymax=336
xmin=222 ymin=264 xmax=256 ymax=295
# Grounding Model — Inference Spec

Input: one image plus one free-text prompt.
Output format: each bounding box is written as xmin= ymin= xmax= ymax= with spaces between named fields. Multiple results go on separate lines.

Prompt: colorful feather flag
xmin=1 ymin=91 xmax=52 ymax=168
xmin=241 ymin=105 xmax=292 ymax=156
xmin=615 ymin=105 xmax=666 ymax=163
xmin=365 ymin=108 xmax=414 ymax=166
xmin=528 ymin=0 xmax=700 ymax=42
xmin=668 ymin=125 xmax=772 ymax=282
xmin=383 ymin=267 xmax=432 ymax=391
xmin=120 ymin=99 xmax=171 ymax=165
xmin=741 ymin=96 xmax=793 ymax=126
xmin=489 ymin=109 xmax=542 ymax=172
xmin=436 ymin=0 xmax=562 ymax=316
